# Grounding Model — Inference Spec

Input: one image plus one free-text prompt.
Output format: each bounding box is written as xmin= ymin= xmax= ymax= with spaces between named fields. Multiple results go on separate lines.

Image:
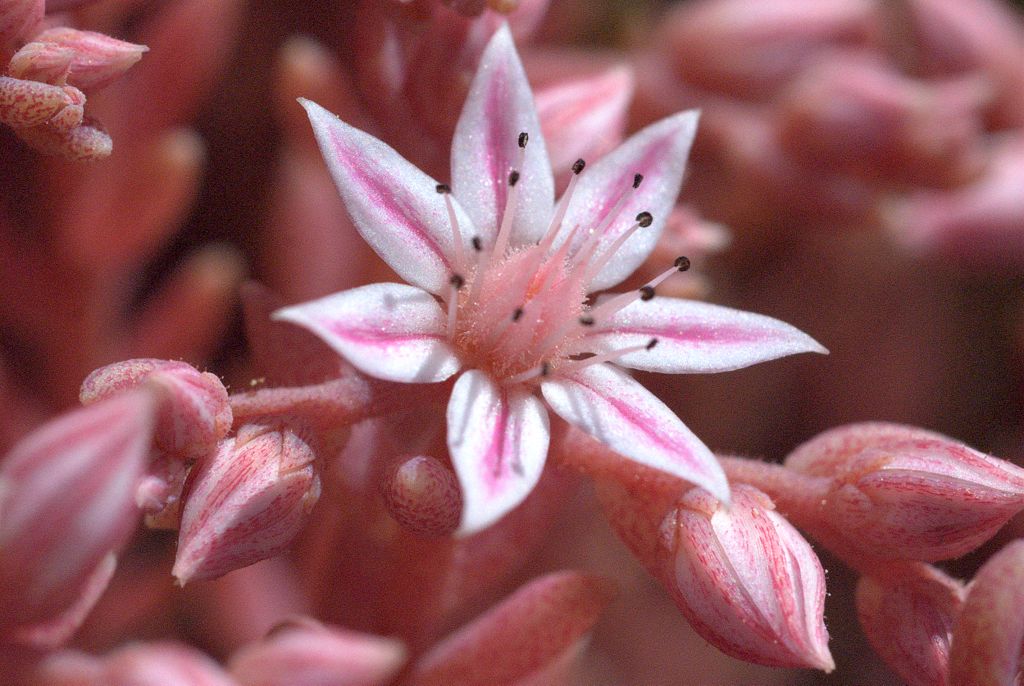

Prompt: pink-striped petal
xmin=557 ymin=110 xmax=700 ymax=291
xmin=586 ymin=297 xmax=827 ymax=373
xmin=541 ymin=364 xmax=729 ymax=503
xmin=301 ymin=99 xmax=475 ymax=295
xmin=273 ymin=283 xmax=460 ymax=384
xmin=447 ymin=370 xmax=550 ymax=535
xmin=451 ymin=24 xmax=554 ymax=248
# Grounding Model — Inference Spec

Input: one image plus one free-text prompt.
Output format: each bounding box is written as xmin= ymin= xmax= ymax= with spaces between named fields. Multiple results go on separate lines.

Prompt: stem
xmin=718 ymin=455 xmax=830 ymax=531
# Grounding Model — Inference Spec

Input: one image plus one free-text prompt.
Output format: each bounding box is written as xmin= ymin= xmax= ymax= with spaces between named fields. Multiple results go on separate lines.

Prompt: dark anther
xmin=435 ymin=183 xmax=451 ymax=194
xmin=578 ymin=315 xmax=595 ymax=326
xmin=636 ymin=211 xmax=653 ymax=227
xmin=633 ymin=173 xmax=644 ymax=189
xmin=518 ymin=131 xmax=528 ymax=148
xmin=646 ymin=338 xmax=659 ymax=350
xmin=639 ymin=285 xmax=655 ymax=301
xmin=540 ymin=361 xmax=551 ymax=377
xmin=674 ymin=255 xmax=691 ymax=272
xmin=509 ymin=170 xmax=520 ymax=187
xmin=572 ymin=158 xmax=586 ymax=175
xmin=449 ymin=274 xmax=465 ymax=289
xmin=472 ymin=236 xmax=483 ymax=252
xmin=512 ymin=307 xmax=524 ymax=322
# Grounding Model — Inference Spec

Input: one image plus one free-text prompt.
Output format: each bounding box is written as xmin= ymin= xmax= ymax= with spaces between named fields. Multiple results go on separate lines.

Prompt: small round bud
xmin=674 ymin=256 xmax=691 ymax=271
xmin=640 ymin=285 xmax=655 ymax=301
xmin=636 ymin=211 xmax=653 ymax=227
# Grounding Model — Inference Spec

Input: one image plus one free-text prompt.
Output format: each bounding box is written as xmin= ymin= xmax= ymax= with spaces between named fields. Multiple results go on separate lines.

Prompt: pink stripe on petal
xmin=542 ymin=364 xmax=729 ymax=503
xmin=273 ymin=283 xmax=460 ymax=384
xmin=302 ymin=99 xmax=475 ymax=295
xmin=447 ymin=370 xmax=549 ymax=535
xmin=452 ymin=24 xmax=554 ymax=248
xmin=586 ymin=297 xmax=827 ymax=373
xmin=558 ymin=110 xmax=700 ymax=291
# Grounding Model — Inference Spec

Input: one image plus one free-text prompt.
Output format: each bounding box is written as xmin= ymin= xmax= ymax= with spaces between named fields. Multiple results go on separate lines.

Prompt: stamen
xmin=438 ymin=184 xmax=466 ymax=271
xmin=570 ymin=175 xmax=642 ymax=270
xmin=537 ymin=158 xmax=585 ymax=254
xmin=579 ymin=315 xmax=595 ymax=326
xmin=471 ymin=236 xmax=483 ymax=252
xmin=582 ymin=211 xmax=653 ymax=287
xmin=512 ymin=307 xmax=524 ymax=322
xmin=588 ymin=258 xmax=692 ymax=323
xmin=447 ymin=277 xmax=463 ymax=337
xmin=508 ymin=170 xmax=520 ymax=187
xmin=518 ymin=131 xmax=529 ymax=148
xmin=491 ymin=133 xmax=528 ymax=262
xmin=560 ymin=339 xmax=659 ymax=374
xmin=675 ymin=255 xmax=691 ymax=271
xmin=506 ymin=360 xmax=551 ymax=386
xmin=633 ymin=173 xmax=643 ymax=188
xmin=572 ymin=158 xmax=586 ymax=174
xmin=640 ymin=285 xmax=655 ymax=301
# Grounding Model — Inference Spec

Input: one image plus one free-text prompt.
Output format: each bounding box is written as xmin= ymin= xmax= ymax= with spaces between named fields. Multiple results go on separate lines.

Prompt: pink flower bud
xmin=777 ymin=55 xmax=988 ymax=187
xmin=173 ymin=422 xmax=321 ymax=585
xmin=0 ymin=0 xmax=42 ymax=49
xmin=660 ymin=484 xmax=834 ymax=671
xmin=857 ymin=563 xmax=965 ymax=686
xmin=410 ymin=571 xmax=616 ymax=685
xmin=81 ymin=359 xmax=232 ymax=461
xmin=37 ymin=642 xmax=237 ymax=686
xmin=228 ymin=617 xmax=406 ymax=686
xmin=949 ymin=539 xmax=1024 ymax=686
xmin=0 ymin=391 xmax=155 ymax=641
xmin=14 ymin=115 xmax=113 ymax=161
xmin=380 ymin=455 xmax=462 ymax=537
xmin=785 ymin=422 xmax=1024 ymax=561
xmin=10 ymin=28 xmax=148 ymax=91
xmin=0 ymin=76 xmax=83 ymax=128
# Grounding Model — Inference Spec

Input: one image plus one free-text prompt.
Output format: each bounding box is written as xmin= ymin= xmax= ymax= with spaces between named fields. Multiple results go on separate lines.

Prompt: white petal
xmin=301 ymin=99 xmax=476 ymax=295
xmin=447 ymin=370 xmax=550 ymax=535
xmin=273 ymin=283 xmax=461 ymax=383
xmin=542 ymin=364 xmax=728 ymax=503
xmin=557 ymin=111 xmax=700 ymax=291
xmin=586 ymin=297 xmax=828 ymax=373
xmin=451 ymin=24 xmax=554 ymax=249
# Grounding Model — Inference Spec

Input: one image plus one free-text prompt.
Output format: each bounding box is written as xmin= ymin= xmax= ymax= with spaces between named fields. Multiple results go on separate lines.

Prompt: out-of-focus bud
xmin=660 ymin=484 xmax=834 ymax=671
xmin=0 ymin=77 xmax=84 ymax=128
xmin=81 ymin=358 xmax=232 ymax=461
xmin=36 ymin=642 xmax=237 ymax=686
xmin=949 ymin=539 xmax=1024 ymax=686
xmin=887 ymin=133 xmax=1024 ymax=265
xmin=660 ymin=0 xmax=877 ymax=100
xmin=173 ymin=422 xmax=321 ymax=585
xmin=228 ymin=616 xmax=406 ymax=686
xmin=0 ymin=391 xmax=155 ymax=645
xmin=0 ymin=0 xmax=42 ymax=49
xmin=785 ymin=422 xmax=1024 ymax=562
xmin=9 ymin=29 xmax=148 ymax=91
xmin=380 ymin=455 xmax=461 ymax=537
xmin=857 ymin=563 xmax=965 ymax=686
xmin=777 ymin=55 xmax=988 ymax=187
xmin=410 ymin=570 xmax=616 ymax=685
xmin=534 ymin=64 xmax=634 ymax=178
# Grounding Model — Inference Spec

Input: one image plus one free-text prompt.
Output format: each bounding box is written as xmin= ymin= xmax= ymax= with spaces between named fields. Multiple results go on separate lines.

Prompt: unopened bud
xmin=660 ymin=484 xmax=834 ymax=671
xmin=173 ymin=422 xmax=321 ymax=585
xmin=81 ymin=359 xmax=232 ymax=461
xmin=380 ymin=455 xmax=461 ymax=537
xmin=37 ymin=642 xmax=236 ymax=686
xmin=857 ymin=563 xmax=965 ymax=686
xmin=0 ymin=0 xmax=42 ymax=49
xmin=785 ymin=422 xmax=1024 ymax=561
xmin=15 ymin=116 xmax=113 ymax=161
xmin=228 ymin=617 xmax=406 ymax=686
xmin=0 ymin=391 xmax=155 ymax=641
xmin=11 ymin=28 xmax=148 ymax=91
xmin=0 ymin=77 xmax=83 ymax=129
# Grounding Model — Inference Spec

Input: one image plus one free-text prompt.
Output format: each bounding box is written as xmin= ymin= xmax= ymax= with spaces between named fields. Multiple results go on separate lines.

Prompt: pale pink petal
xmin=586 ymin=297 xmax=827 ymax=373
xmin=541 ymin=364 xmax=729 ymax=503
xmin=451 ymin=24 xmax=554 ymax=248
xmin=301 ymin=99 xmax=475 ymax=294
xmin=273 ymin=283 xmax=460 ymax=384
xmin=447 ymin=370 xmax=550 ymax=535
xmin=557 ymin=110 xmax=700 ymax=291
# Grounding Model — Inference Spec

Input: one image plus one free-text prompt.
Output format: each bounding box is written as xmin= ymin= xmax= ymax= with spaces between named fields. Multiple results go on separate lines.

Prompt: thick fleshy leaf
xmin=541 ymin=364 xmax=729 ymax=503
xmin=451 ymin=24 xmax=554 ymax=249
xmin=556 ymin=110 xmax=700 ymax=291
xmin=301 ymin=99 xmax=475 ymax=294
xmin=586 ymin=297 xmax=827 ymax=373
xmin=447 ymin=370 xmax=550 ymax=535
xmin=273 ymin=283 xmax=460 ymax=384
